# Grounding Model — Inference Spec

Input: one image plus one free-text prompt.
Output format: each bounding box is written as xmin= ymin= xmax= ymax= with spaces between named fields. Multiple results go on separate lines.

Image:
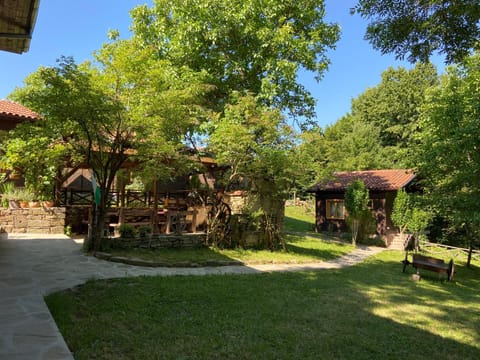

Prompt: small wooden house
xmin=308 ymin=169 xmax=417 ymax=241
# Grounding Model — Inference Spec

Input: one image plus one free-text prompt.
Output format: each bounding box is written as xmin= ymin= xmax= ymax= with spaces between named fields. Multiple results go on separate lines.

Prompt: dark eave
xmin=0 ymin=0 xmax=40 ymax=54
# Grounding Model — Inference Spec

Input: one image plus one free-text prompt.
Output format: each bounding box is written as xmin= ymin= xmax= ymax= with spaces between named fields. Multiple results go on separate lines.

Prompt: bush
xmin=118 ymin=224 xmax=136 ymax=238
xmin=138 ymin=225 xmax=152 ymax=238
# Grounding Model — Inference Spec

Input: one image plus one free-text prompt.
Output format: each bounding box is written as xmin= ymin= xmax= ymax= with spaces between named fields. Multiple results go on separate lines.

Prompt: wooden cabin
xmin=308 ymin=169 xmax=417 ymax=241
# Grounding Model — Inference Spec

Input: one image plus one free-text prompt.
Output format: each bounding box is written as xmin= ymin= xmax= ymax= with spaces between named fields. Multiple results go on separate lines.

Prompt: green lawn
xmin=46 ymin=251 xmax=480 ymax=359
xmin=108 ymin=234 xmax=353 ymax=265
xmin=283 ymin=204 xmax=316 ymax=232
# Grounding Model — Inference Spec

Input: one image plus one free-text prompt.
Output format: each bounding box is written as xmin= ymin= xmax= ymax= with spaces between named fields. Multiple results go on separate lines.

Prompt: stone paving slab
xmin=0 ymin=233 xmax=384 ymax=359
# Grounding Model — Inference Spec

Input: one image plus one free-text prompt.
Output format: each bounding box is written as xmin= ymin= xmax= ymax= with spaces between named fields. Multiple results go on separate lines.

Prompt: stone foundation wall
xmin=103 ymin=233 xmax=206 ymax=250
xmin=0 ymin=207 xmax=66 ymax=234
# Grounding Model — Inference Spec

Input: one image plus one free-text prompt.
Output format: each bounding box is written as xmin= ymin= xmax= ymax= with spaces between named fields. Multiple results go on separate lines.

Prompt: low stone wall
xmin=103 ymin=233 xmax=206 ymax=250
xmin=0 ymin=207 xmax=66 ymax=234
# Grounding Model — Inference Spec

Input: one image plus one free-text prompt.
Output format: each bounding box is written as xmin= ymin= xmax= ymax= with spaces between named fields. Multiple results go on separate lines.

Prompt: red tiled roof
xmin=308 ymin=169 xmax=416 ymax=192
xmin=0 ymin=99 xmax=39 ymax=120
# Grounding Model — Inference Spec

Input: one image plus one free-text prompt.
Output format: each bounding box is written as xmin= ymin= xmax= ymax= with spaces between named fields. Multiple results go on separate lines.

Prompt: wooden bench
xmin=410 ymin=254 xmax=454 ymax=281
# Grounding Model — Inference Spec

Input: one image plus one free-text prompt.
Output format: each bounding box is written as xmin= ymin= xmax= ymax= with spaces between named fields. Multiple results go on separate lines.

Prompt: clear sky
xmin=1 ymin=0 xmax=444 ymax=128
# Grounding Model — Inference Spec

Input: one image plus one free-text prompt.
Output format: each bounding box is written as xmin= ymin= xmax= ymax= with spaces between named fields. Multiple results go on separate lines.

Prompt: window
xmin=326 ymin=200 xmax=345 ymax=219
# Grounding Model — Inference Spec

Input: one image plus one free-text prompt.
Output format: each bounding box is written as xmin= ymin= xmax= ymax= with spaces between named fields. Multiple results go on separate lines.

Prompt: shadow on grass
xmin=47 ymin=251 xmax=480 ymax=359
xmin=286 ymin=242 xmax=350 ymax=261
xmin=109 ymin=246 xmax=239 ymax=265
xmin=283 ymin=216 xmax=315 ymax=232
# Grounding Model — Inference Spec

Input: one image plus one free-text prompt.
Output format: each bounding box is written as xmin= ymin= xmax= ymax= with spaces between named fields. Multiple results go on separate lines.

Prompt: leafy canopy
xmin=131 ymin=0 xmax=340 ymax=121
xmin=353 ymin=0 xmax=480 ymax=64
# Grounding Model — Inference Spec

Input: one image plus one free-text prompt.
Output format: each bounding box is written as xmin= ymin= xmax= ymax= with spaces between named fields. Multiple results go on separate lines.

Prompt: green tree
xmin=131 ymin=0 xmax=340 ymax=121
xmin=417 ymin=53 xmax=480 ymax=266
xmin=349 ymin=63 xmax=438 ymax=166
xmin=391 ymin=190 xmax=431 ymax=247
xmin=9 ymin=38 xmax=210 ymax=250
xmin=344 ymin=179 xmax=370 ymax=245
xmin=391 ymin=189 xmax=411 ymax=235
xmin=324 ymin=115 xmax=387 ymax=171
xmin=0 ymin=125 xmax=73 ymax=202
xmin=208 ymin=94 xmax=296 ymax=250
xmin=353 ymin=0 xmax=480 ymax=64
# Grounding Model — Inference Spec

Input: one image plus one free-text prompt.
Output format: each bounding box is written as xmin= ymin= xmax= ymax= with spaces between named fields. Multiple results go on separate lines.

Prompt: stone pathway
xmin=0 ymin=234 xmax=385 ymax=360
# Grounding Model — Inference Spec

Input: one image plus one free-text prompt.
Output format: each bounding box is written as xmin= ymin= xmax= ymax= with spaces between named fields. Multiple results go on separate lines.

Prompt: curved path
xmin=0 ymin=234 xmax=384 ymax=360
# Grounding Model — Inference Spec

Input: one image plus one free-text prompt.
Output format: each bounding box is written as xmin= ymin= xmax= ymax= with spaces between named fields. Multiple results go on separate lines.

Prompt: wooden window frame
xmin=326 ymin=199 xmax=345 ymax=220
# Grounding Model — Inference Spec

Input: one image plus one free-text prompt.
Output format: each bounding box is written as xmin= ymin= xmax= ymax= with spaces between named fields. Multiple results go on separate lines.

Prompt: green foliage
xmin=392 ymin=190 xmax=432 ymax=240
xmin=344 ymin=180 xmax=369 ymax=219
xmin=138 ymin=225 xmax=152 ymax=238
xmin=131 ymin=0 xmax=340 ymax=121
xmin=118 ymin=224 xmax=136 ymax=238
xmin=283 ymin=205 xmax=315 ymax=233
xmin=344 ymin=180 xmax=370 ymax=245
xmin=207 ymin=94 xmax=296 ymax=250
xmin=299 ymin=64 xmax=439 ymax=176
xmin=0 ymin=126 xmax=66 ymax=200
xmin=45 ymin=251 xmax=480 ymax=359
xmin=416 ymin=53 xmax=480 ymax=259
xmin=391 ymin=189 xmax=410 ymax=234
xmin=354 ymin=0 xmax=480 ymax=64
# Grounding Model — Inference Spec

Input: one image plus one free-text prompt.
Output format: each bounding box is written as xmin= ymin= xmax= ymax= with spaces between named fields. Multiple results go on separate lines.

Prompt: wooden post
xmin=152 ymin=177 xmax=159 ymax=234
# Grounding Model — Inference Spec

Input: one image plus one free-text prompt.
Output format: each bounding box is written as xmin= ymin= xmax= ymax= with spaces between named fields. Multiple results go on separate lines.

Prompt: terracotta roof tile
xmin=0 ymin=99 xmax=39 ymax=120
xmin=309 ymin=169 xmax=416 ymax=192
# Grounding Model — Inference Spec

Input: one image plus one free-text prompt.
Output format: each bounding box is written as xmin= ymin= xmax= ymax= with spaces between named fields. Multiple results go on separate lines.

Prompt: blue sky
xmin=1 ymin=0 xmax=444 ymax=128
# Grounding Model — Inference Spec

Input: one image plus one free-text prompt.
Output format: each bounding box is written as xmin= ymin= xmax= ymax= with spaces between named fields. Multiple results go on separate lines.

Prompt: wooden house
xmin=308 ymin=169 xmax=417 ymax=242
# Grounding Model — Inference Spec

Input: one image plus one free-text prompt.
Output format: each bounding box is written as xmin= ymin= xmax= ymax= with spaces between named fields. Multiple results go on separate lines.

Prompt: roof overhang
xmin=0 ymin=0 xmax=40 ymax=54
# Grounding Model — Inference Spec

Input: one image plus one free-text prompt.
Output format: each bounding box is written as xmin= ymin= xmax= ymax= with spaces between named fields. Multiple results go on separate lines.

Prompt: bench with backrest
xmin=411 ymin=254 xmax=454 ymax=281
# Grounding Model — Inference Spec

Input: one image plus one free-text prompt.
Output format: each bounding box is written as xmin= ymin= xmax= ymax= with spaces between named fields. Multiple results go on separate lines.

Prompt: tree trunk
xmin=467 ymin=238 xmax=473 ymax=268
xmin=352 ymin=219 xmax=359 ymax=246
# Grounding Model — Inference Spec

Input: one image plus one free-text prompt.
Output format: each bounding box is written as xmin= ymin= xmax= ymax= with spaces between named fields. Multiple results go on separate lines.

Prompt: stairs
xmin=388 ymin=233 xmax=407 ymax=250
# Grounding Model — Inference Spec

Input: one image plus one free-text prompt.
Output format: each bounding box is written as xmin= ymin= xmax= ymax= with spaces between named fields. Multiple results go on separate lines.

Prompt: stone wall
xmin=103 ymin=233 xmax=206 ymax=250
xmin=0 ymin=207 xmax=66 ymax=234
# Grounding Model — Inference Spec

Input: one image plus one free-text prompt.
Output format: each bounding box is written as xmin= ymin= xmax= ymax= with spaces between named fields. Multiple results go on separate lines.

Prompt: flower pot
xmin=42 ymin=200 xmax=55 ymax=208
xmin=19 ymin=201 xmax=29 ymax=208
xmin=29 ymin=201 xmax=41 ymax=208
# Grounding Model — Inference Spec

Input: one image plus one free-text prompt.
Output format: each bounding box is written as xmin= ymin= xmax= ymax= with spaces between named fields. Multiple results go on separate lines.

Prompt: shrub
xmin=138 ymin=225 xmax=152 ymax=238
xmin=118 ymin=224 xmax=136 ymax=238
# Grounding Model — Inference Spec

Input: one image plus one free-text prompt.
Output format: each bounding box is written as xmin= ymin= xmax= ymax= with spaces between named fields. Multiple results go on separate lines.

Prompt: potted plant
xmin=16 ymin=188 xmax=34 ymax=208
xmin=0 ymin=181 xmax=19 ymax=209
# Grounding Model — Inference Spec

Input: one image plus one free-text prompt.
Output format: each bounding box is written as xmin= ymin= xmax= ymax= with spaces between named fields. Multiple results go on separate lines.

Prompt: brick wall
xmin=0 ymin=208 xmax=66 ymax=234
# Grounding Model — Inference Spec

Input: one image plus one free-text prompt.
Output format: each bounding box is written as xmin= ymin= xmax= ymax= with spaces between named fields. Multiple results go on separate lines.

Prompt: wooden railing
xmin=60 ymin=189 xmax=201 ymax=208
xmin=420 ymin=240 xmax=480 ymax=263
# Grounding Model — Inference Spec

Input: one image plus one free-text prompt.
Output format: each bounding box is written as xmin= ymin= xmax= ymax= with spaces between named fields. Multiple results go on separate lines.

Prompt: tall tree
xmin=9 ymin=38 xmax=210 ymax=250
xmin=353 ymin=0 xmax=480 ymax=64
xmin=417 ymin=53 xmax=480 ymax=266
xmin=351 ymin=63 xmax=438 ymax=162
xmin=324 ymin=115 xmax=387 ymax=171
xmin=130 ymin=0 xmax=340 ymax=121
xmin=207 ymin=94 xmax=296 ymax=250
xmin=344 ymin=179 xmax=370 ymax=246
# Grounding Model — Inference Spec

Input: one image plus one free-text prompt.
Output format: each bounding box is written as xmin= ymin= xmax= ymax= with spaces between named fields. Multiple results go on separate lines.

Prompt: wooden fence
xmin=59 ymin=189 xmax=198 ymax=208
xmin=420 ymin=240 xmax=480 ymax=263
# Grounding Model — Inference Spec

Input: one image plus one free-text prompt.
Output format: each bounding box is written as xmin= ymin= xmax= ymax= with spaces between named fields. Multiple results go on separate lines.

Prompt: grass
xmin=107 ymin=204 xmax=348 ymax=265
xmin=283 ymin=204 xmax=315 ymax=232
xmin=108 ymin=234 xmax=354 ymax=265
xmin=46 ymin=251 xmax=480 ymax=360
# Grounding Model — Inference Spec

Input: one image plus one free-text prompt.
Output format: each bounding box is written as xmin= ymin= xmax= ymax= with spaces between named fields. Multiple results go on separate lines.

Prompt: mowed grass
xmin=46 ymin=251 xmax=480 ymax=360
xmin=108 ymin=204 xmax=348 ymax=265
xmin=109 ymin=234 xmax=353 ymax=265
xmin=283 ymin=204 xmax=316 ymax=232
